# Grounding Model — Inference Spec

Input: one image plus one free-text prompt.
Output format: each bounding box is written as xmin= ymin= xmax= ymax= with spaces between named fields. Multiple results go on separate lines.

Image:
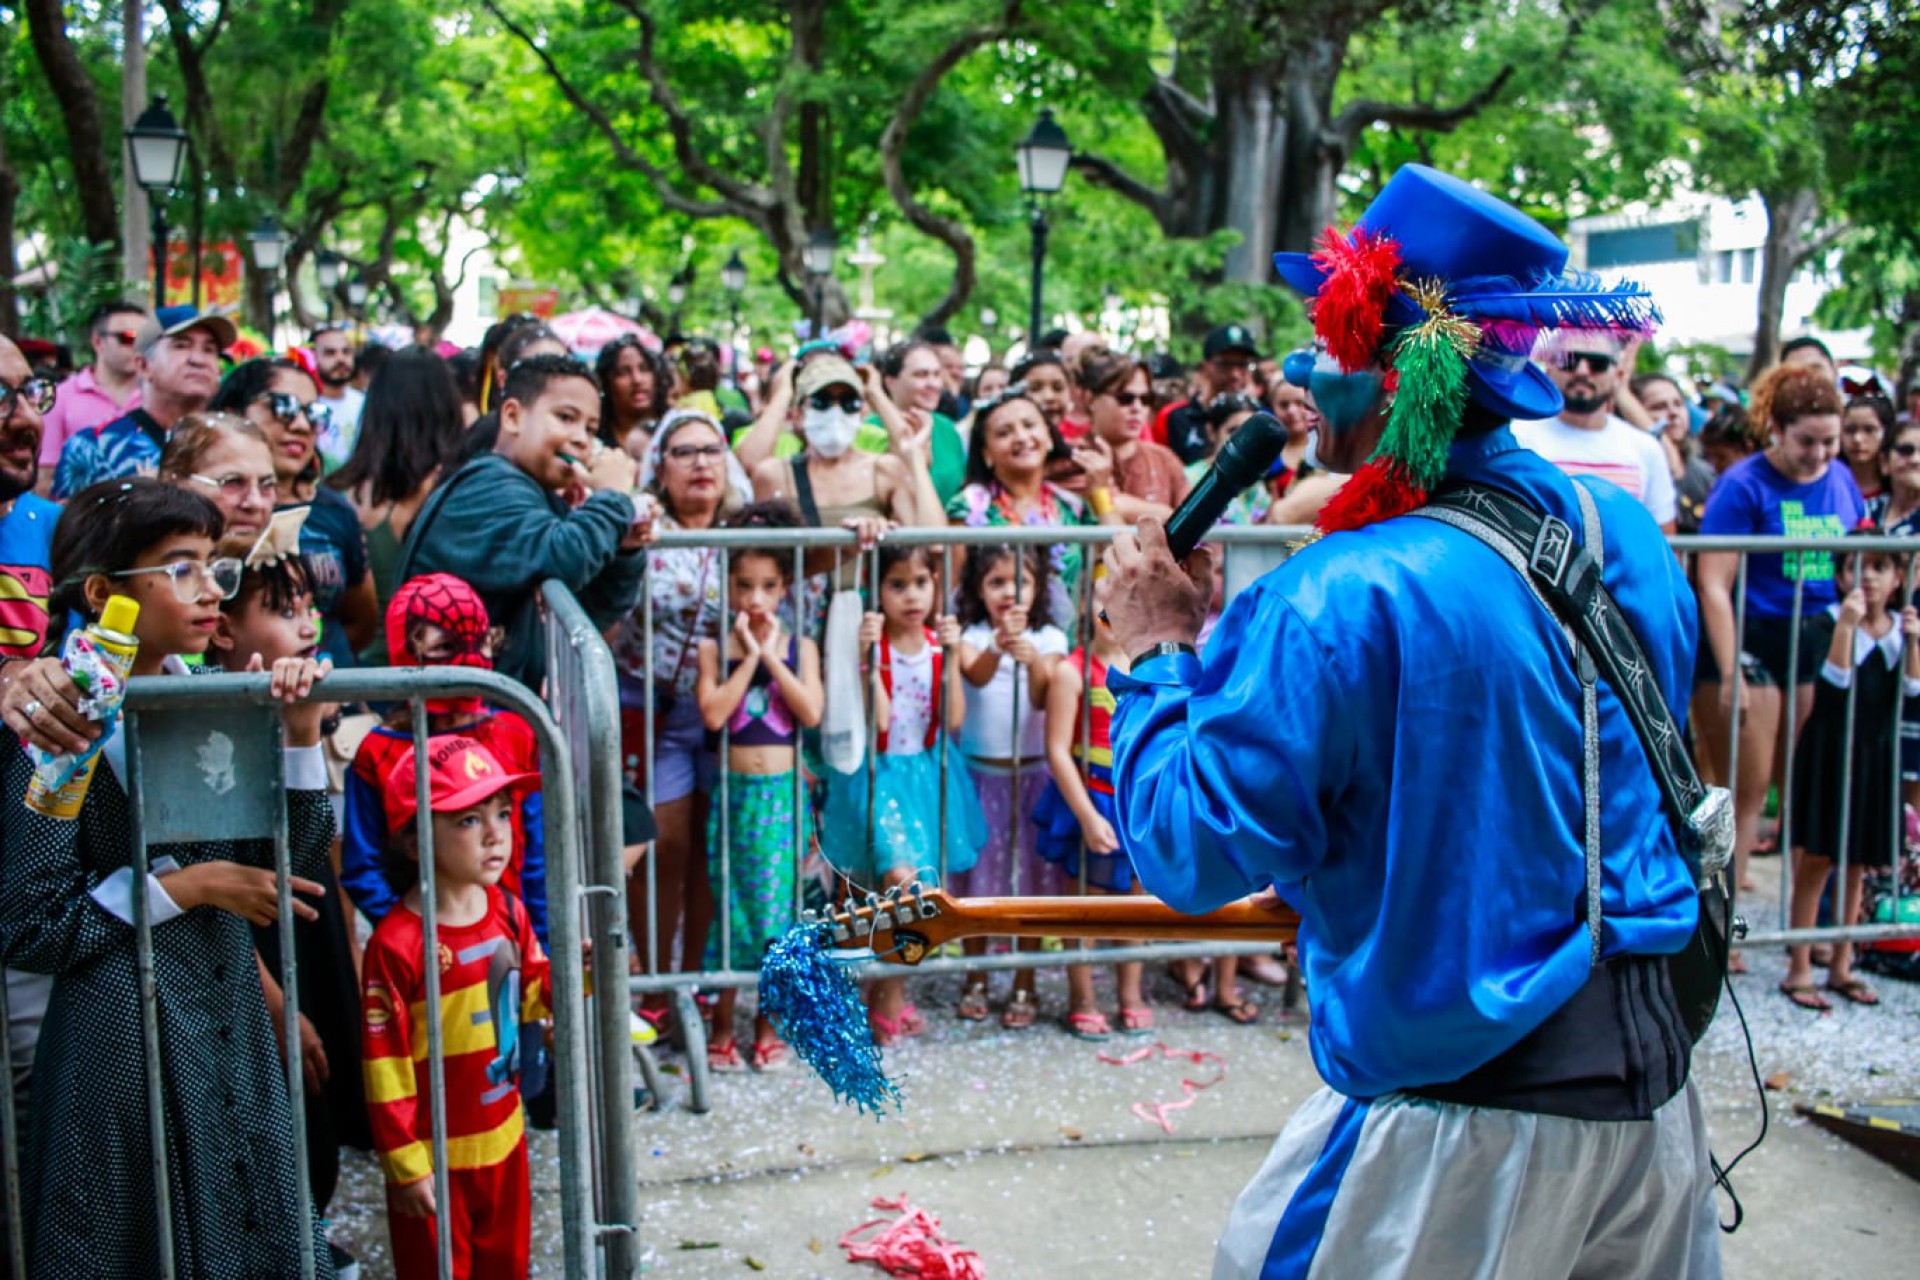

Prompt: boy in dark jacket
xmin=398 ymin=354 xmax=649 ymax=689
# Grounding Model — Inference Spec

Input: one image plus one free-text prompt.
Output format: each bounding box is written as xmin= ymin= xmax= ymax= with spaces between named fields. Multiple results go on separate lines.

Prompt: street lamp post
xmin=124 ymin=94 xmax=190 ymax=308
xmin=667 ymin=263 xmax=692 ymax=335
xmin=247 ymin=215 xmax=288 ymax=344
xmin=314 ymin=250 xmax=342 ymax=324
xmin=1014 ymin=108 xmax=1072 ymax=348
xmin=803 ymin=228 xmax=837 ymax=339
xmin=346 ymin=274 xmax=370 ymax=329
xmin=721 ymin=249 xmax=747 ymax=390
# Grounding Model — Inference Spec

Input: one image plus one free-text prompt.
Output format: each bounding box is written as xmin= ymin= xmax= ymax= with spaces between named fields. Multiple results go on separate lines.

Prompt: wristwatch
xmin=1130 ymin=641 xmax=1198 ymax=671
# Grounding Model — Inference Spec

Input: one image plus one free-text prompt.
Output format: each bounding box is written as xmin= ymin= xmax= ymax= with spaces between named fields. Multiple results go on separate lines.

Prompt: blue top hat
xmin=1274 ymin=165 xmax=1652 ymax=423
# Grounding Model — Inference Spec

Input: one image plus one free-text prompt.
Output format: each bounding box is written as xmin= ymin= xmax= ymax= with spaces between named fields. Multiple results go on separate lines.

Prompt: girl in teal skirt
xmin=820 ymin=544 xmax=985 ymax=1044
xmin=696 ymin=502 xmax=824 ymax=1072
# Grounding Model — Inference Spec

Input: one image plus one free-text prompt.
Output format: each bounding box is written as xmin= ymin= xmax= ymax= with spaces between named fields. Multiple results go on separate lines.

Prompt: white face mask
xmin=804 ymin=406 xmax=861 ymax=458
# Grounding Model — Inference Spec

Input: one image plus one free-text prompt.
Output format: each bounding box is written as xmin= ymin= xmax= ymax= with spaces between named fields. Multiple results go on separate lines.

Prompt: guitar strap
xmin=1415 ymin=480 xmax=1735 ymax=1042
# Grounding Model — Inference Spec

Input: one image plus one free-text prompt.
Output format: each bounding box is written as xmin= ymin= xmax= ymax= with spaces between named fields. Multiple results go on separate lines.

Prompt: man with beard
xmin=0 ymin=336 xmax=59 ymax=663
xmin=1515 ymin=335 xmax=1677 ymax=532
xmin=310 ymin=323 xmax=365 ymax=468
xmin=51 ymin=305 xmax=232 ymax=499
xmin=36 ymin=300 xmax=146 ymax=493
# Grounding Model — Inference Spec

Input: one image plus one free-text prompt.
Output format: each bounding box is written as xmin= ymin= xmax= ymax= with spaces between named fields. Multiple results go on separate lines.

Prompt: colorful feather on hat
xmin=1451 ymin=270 xmax=1660 ymax=334
xmin=1309 ymin=228 xmax=1403 ymax=372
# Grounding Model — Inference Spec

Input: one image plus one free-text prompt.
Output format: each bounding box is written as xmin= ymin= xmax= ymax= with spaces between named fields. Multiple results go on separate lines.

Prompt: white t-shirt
xmin=1513 ymin=413 xmax=1677 ymax=526
xmin=960 ymin=623 xmax=1069 ymax=761
xmin=317 ymin=386 xmax=366 ymax=469
xmin=883 ymin=643 xmax=936 ymax=756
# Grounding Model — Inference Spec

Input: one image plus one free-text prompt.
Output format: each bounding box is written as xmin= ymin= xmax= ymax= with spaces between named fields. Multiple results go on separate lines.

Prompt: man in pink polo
xmin=35 ymin=301 xmax=146 ymax=491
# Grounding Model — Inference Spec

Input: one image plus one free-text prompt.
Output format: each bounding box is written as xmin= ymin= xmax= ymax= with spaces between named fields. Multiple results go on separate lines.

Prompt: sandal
xmin=1779 ymin=982 xmax=1831 ymax=1012
xmin=895 ymin=1004 xmax=927 ymax=1037
xmin=868 ymin=1009 xmax=902 ymax=1047
xmin=1001 ymin=989 xmax=1037 ymax=1030
xmin=1176 ymin=966 xmax=1211 ymax=1013
xmin=707 ymin=1037 xmax=746 ymax=1073
xmin=957 ymin=982 xmax=991 ymax=1022
xmin=1213 ymin=990 xmax=1260 ymax=1025
xmin=750 ymin=1040 xmax=791 ymax=1072
xmin=1117 ymin=1005 xmax=1155 ymax=1034
xmin=1064 ymin=1010 xmax=1112 ymax=1041
xmin=1826 ymin=978 xmax=1879 ymax=1006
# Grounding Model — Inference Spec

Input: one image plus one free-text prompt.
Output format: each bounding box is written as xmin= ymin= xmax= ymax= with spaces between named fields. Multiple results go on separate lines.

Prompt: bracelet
xmin=1088 ymin=486 xmax=1115 ymax=517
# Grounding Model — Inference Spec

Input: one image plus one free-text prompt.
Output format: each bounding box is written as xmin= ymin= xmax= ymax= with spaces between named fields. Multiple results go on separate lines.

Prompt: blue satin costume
xmin=1109 ymin=426 xmax=1700 ymax=1100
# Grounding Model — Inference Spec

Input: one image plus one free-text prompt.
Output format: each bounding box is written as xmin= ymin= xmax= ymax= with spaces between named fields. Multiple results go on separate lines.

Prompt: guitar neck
xmin=943 ymin=895 xmax=1298 ymax=945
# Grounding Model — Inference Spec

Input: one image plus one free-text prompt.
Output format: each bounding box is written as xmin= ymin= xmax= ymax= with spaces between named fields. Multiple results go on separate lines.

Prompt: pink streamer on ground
xmin=841 ymin=1194 xmax=985 ymax=1280
xmin=1097 ymin=1041 xmax=1228 ymax=1134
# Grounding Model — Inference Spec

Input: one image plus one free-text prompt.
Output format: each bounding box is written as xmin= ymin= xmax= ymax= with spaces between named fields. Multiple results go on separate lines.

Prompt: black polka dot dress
xmin=0 ymin=736 xmax=337 ymax=1279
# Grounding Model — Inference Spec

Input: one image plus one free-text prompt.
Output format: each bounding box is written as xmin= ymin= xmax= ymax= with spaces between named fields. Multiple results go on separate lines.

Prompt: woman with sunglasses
xmin=212 ymin=359 xmax=379 ymax=667
xmin=596 ymin=336 xmax=671 ymax=462
xmin=157 ymin=412 xmax=279 ymax=559
xmin=1866 ymin=409 xmax=1920 ymax=533
xmin=1075 ymin=351 xmax=1187 ymax=521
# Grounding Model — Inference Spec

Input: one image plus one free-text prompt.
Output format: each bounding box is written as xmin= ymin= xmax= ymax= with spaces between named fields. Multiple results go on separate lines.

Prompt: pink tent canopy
xmin=548 ymin=307 xmax=660 ymax=355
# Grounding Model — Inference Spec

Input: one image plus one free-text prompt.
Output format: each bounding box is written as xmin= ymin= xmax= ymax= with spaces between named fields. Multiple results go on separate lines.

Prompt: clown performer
xmin=1101 ymin=165 xmax=1720 ymax=1277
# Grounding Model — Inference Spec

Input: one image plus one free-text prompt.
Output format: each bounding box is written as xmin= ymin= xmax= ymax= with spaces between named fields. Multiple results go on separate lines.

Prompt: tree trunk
xmin=1748 ymin=186 xmax=1818 ymax=381
xmin=0 ymin=125 xmax=18 ymax=339
xmin=1274 ymin=42 xmax=1343 ymax=254
xmin=792 ymin=0 xmax=830 ymax=232
xmin=1216 ymin=62 xmax=1281 ymax=284
xmin=122 ymin=0 xmax=149 ymax=308
xmin=22 ymin=0 xmax=121 ymax=259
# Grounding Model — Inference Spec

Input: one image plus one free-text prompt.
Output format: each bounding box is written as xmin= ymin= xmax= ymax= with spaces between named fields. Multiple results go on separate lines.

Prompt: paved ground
xmin=331 ymin=854 xmax=1920 ymax=1277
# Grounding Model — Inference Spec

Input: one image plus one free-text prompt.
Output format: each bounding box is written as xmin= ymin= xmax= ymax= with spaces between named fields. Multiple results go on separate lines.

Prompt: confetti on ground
xmin=841 ymin=1194 xmax=984 ymax=1280
xmin=1098 ymin=1042 xmax=1228 ymax=1134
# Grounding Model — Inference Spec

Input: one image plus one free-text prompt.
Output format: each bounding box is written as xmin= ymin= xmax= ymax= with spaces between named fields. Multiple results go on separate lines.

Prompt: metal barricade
xmin=620 ymin=523 xmax=1920 ymax=1112
xmin=0 ymin=662 xmax=631 ymax=1280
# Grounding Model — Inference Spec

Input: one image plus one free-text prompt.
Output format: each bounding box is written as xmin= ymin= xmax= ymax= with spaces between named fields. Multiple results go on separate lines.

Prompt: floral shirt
xmin=612 ymin=516 xmax=723 ymax=696
xmin=946 ymin=480 xmax=1095 ymax=627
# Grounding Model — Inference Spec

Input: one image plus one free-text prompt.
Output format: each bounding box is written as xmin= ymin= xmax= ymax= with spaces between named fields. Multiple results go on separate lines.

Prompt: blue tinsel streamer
xmin=758 ymin=920 xmax=901 ymax=1116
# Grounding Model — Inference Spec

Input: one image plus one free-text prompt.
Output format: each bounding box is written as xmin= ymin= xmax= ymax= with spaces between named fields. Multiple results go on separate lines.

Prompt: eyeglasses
xmin=1554 ymin=351 xmax=1617 ymax=374
xmin=105 ymin=330 xmax=141 ymax=347
xmin=1893 ymin=443 xmax=1919 ymax=459
xmin=665 ymin=443 xmax=726 ymax=463
xmin=1103 ymin=390 xmax=1154 ymax=407
xmin=807 ymin=390 xmax=862 ymax=414
xmin=0 ymin=376 xmax=56 ymax=418
xmin=190 ymin=472 xmax=280 ymax=502
xmin=111 ymin=557 xmax=244 ymax=603
xmin=257 ymin=391 xmax=333 ymax=432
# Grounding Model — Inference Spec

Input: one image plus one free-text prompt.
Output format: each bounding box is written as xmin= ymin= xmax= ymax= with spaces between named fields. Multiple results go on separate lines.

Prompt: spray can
xmin=24 ymin=596 xmax=143 ymax=819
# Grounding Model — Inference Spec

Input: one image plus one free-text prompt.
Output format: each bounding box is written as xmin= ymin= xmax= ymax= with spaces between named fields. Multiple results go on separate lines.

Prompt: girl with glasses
xmin=2 ymin=477 xmax=337 ymax=1278
xmin=213 ymin=359 xmax=379 ymax=668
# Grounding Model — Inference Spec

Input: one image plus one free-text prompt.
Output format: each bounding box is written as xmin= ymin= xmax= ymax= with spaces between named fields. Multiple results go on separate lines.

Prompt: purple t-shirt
xmin=1698 ymin=453 xmax=1864 ymax=618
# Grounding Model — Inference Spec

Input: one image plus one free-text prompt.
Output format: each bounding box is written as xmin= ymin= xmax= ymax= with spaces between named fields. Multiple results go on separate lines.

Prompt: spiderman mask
xmin=388 ymin=573 xmax=493 ymax=716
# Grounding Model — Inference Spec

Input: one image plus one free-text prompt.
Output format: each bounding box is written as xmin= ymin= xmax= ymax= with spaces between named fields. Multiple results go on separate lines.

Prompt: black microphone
xmin=1099 ymin=411 xmax=1289 ymax=627
xmin=1162 ymin=411 xmax=1289 ymax=559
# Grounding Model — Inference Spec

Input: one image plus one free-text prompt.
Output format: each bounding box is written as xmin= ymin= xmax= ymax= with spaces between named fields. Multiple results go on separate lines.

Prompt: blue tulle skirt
xmin=820 ymin=749 xmax=984 ymax=888
xmin=1032 ymin=773 xmax=1139 ymax=892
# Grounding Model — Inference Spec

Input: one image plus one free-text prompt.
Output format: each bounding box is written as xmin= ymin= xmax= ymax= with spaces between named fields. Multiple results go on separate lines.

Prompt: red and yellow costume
xmin=362 ymin=885 xmax=550 ymax=1280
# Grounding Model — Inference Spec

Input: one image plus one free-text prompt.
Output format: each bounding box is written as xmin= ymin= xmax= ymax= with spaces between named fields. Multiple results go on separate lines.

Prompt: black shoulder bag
xmin=1417 ymin=481 xmax=1737 ymax=1042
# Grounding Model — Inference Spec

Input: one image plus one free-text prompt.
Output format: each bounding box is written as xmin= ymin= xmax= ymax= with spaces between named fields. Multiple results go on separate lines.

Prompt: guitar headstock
xmin=807 ymin=881 xmax=961 ymax=966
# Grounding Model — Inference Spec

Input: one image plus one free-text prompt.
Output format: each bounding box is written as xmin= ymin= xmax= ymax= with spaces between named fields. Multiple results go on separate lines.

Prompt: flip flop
xmin=896 ymin=1004 xmax=927 ymax=1037
xmin=1213 ymin=991 xmax=1260 ymax=1025
xmin=1826 ymin=978 xmax=1880 ymax=1006
xmin=1779 ymin=982 xmax=1831 ymax=1012
xmin=1064 ymin=1011 xmax=1113 ymax=1041
xmin=956 ymin=982 xmax=991 ymax=1022
xmin=1117 ymin=1005 xmax=1156 ymax=1034
xmin=1001 ymin=989 xmax=1038 ymax=1030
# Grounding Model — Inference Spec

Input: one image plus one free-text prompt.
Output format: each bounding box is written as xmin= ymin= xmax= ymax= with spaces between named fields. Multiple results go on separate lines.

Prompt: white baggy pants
xmin=1214 ymin=1082 xmax=1722 ymax=1280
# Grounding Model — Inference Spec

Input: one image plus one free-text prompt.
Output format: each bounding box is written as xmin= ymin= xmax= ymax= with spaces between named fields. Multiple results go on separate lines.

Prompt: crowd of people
xmin=0 ymin=296 xmax=1912 ymax=1278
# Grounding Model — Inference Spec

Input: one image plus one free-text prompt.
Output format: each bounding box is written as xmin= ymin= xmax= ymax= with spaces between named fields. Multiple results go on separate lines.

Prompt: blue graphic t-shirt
xmin=0 ymin=494 xmax=59 ymax=657
xmin=1699 ymin=452 xmax=1864 ymax=618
